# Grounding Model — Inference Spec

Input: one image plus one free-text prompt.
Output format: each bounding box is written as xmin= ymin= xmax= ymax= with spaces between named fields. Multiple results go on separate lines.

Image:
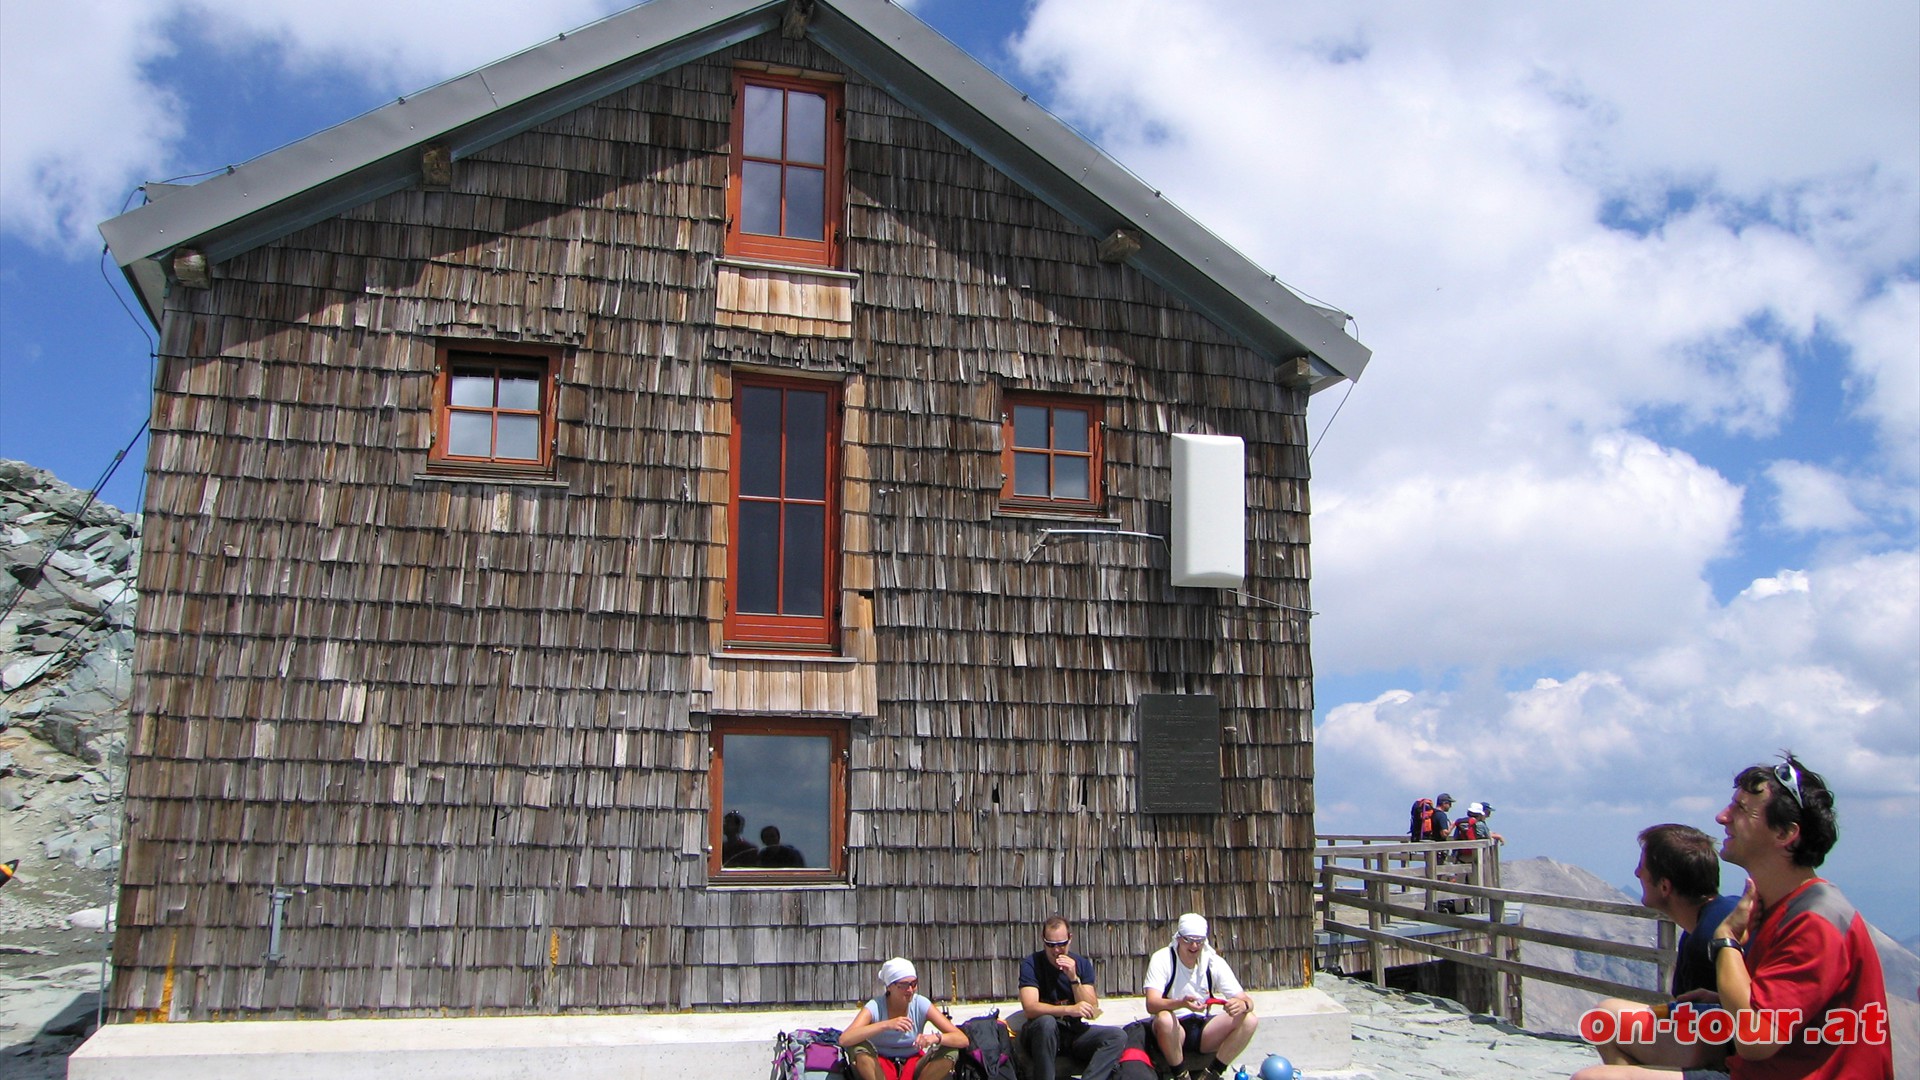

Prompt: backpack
xmin=771 ymin=1028 xmax=845 ymax=1080
xmin=1408 ymin=797 xmax=1437 ymax=842
xmin=957 ymin=1010 xmax=1022 ymax=1080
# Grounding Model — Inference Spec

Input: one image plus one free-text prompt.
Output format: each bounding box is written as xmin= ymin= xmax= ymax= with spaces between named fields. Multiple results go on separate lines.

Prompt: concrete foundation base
xmin=69 ymin=989 xmax=1350 ymax=1079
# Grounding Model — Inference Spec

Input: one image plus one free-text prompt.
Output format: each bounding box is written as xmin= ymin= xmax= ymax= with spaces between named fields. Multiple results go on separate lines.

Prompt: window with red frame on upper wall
xmin=727 ymin=71 xmax=844 ymax=268
xmin=1001 ymin=392 xmax=1104 ymax=512
xmin=727 ymin=374 xmax=840 ymax=650
xmin=428 ymin=347 xmax=559 ymax=478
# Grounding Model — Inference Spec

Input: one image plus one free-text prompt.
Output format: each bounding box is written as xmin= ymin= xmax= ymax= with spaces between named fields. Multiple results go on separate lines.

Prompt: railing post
xmin=1367 ymin=871 xmax=1386 ymax=988
xmin=1655 ymin=917 xmax=1677 ymax=998
xmin=1423 ymin=847 xmax=1438 ymax=913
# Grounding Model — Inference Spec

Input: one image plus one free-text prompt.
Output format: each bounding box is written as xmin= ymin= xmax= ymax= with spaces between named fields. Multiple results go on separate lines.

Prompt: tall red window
xmin=727 ymin=71 xmax=843 ymax=267
xmin=428 ymin=346 xmax=558 ymax=476
xmin=727 ymin=375 xmax=839 ymax=649
xmin=1001 ymin=392 xmax=1103 ymax=511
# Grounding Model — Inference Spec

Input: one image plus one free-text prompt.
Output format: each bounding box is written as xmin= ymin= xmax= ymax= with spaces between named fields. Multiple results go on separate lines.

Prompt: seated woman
xmin=839 ymin=958 xmax=967 ymax=1080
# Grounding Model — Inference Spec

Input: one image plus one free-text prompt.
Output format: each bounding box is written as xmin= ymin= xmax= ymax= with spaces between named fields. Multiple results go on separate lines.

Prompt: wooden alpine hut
xmin=98 ymin=0 xmax=1371 ymax=1019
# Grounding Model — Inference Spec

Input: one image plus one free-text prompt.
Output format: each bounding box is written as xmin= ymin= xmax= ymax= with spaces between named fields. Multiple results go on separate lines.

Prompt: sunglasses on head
xmin=1772 ymin=761 xmax=1806 ymax=809
xmin=1043 ymin=937 xmax=1071 ymax=948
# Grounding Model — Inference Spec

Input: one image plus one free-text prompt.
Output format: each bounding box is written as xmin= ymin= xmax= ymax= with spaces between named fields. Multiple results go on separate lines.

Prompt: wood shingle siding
xmin=112 ymin=33 xmax=1319 ymax=1019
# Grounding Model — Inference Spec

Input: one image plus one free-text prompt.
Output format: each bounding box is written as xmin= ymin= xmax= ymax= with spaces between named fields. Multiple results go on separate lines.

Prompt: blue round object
xmin=1257 ymin=1054 xmax=1295 ymax=1080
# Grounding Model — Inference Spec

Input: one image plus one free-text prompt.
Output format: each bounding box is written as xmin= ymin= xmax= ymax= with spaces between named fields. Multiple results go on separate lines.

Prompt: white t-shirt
xmin=1141 ymin=945 xmax=1243 ymax=1012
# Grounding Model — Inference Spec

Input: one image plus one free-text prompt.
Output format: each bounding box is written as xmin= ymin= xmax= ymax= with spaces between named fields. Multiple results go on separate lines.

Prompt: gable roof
xmin=99 ymin=0 xmax=1369 ymax=391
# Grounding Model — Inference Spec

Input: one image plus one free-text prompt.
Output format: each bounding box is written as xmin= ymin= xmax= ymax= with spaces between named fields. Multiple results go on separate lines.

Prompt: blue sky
xmin=2 ymin=1 xmax=1916 ymax=940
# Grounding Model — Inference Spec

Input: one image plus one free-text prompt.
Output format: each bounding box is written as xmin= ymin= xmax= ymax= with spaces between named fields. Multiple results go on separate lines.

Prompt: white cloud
xmin=1768 ymin=461 xmax=1869 ymax=533
xmin=0 ymin=0 xmax=621 ymax=253
xmin=0 ymin=4 xmax=181 ymax=253
xmin=1312 ymin=433 xmax=1741 ymax=673
xmin=1318 ymin=550 xmax=1920 ymax=824
xmin=1844 ymin=280 xmax=1920 ymax=477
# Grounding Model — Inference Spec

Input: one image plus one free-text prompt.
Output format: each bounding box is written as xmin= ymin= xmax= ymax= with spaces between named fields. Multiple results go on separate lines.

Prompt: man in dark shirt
xmin=1573 ymin=823 xmax=1739 ymax=1078
xmin=1018 ymin=915 xmax=1125 ymax=1080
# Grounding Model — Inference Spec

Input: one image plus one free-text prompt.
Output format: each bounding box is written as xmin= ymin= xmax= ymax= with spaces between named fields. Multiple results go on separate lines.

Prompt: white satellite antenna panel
xmin=1170 ymin=433 xmax=1245 ymax=588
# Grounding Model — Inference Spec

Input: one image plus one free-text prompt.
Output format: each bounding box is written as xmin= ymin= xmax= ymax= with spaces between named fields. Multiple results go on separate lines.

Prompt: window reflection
xmin=717 ymin=731 xmax=830 ymax=871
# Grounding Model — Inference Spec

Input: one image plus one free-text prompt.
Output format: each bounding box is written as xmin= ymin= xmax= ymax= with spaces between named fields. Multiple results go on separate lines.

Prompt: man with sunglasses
xmin=1018 ymin=915 xmax=1125 ymax=1080
xmin=1704 ymin=754 xmax=1891 ymax=1079
xmin=1143 ymin=914 xmax=1258 ymax=1080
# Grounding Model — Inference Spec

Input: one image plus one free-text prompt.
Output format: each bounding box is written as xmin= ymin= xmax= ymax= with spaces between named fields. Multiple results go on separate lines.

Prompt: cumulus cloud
xmin=0 ymin=4 xmax=181 ymax=252
xmin=1768 ymin=461 xmax=1868 ymax=534
xmin=1318 ymin=550 xmax=1920 ymax=821
xmin=0 ymin=0 xmax=620 ymax=253
xmin=1312 ymin=433 xmax=1741 ymax=673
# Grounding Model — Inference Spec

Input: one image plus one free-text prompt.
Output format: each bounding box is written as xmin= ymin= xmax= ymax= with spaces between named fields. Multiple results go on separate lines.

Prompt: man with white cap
xmin=840 ymin=957 xmax=967 ymax=1080
xmin=1142 ymin=914 xmax=1259 ymax=1080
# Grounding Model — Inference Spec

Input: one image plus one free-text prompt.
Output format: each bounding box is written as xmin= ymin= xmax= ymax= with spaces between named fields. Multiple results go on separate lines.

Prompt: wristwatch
xmin=1708 ymin=937 xmax=1744 ymax=960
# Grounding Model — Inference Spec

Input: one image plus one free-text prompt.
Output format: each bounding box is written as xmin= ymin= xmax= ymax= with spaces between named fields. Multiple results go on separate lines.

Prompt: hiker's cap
xmin=879 ymin=957 xmax=917 ymax=986
xmin=1177 ymin=913 xmax=1208 ymax=939
xmin=1468 ymin=801 xmax=1487 ymax=816
xmin=1437 ymin=793 xmax=1454 ymax=804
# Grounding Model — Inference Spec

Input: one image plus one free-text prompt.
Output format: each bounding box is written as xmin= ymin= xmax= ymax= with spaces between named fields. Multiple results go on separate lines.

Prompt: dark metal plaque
xmin=1137 ymin=694 xmax=1221 ymax=813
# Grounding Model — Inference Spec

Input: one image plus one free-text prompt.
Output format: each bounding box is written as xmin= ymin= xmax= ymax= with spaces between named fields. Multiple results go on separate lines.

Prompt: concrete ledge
xmin=69 ymin=990 xmax=1349 ymax=1079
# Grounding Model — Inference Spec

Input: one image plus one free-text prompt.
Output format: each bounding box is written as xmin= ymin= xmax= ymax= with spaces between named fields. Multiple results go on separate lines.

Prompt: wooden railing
xmin=1315 ymin=835 xmax=1676 ymax=1022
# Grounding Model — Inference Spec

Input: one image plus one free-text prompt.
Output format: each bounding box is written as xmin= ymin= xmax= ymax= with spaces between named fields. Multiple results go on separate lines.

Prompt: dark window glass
xmin=787 ymin=92 xmax=827 ymax=165
xmin=713 ymin=718 xmax=845 ymax=879
xmin=1014 ymin=452 xmax=1049 ymax=496
xmin=741 ymin=161 xmax=783 ymax=236
xmin=449 ymin=412 xmax=492 ymax=457
xmin=1053 ymin=408 xmax=1090 ymax=452
xmin=785 ymin=167 xmax=826 ymax=241
xmin=743 ymin=84 xmax=784 ymax=158
xmin=737 ymin=502 xmax=780 ymax=613
xmin=739 ymin=387 xmax=783 ymax=497
xmin=1054 ymin=457 xmax=1089 ymax=501
xmin=496 ymin=415 xmax=539 ymax=460
xmin=785 ymin=390 xmax=827 ymax=500
xmin=783 ymin=503 xmax=825 ymax=616
xmin=1013 ymin=405 xmax=1049 ymax=449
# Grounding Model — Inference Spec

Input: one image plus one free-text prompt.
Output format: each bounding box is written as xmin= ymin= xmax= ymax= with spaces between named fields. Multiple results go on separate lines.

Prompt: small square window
xmin=429 ymin=346 xmax=558 ymax=478
xmin=1001 ymin=392 xmax=1103 ymax=512
xmin=711 ymin=716 xmax=848 ymax=882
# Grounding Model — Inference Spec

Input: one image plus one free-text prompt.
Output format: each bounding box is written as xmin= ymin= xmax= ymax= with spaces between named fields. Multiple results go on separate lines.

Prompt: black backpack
xmin=957 ymin=1010 xmax=1022 ymax=1080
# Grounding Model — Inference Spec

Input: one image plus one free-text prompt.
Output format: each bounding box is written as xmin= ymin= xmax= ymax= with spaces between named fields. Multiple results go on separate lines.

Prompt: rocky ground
xmin=1 ymin=460 xmax=132 ymax=1077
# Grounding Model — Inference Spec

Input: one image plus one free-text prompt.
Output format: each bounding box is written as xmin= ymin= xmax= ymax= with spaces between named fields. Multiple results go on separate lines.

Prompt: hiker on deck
xmin=1018 ymin=914 xmax=1125 ymax=1080
xmin=1572 ymin=823 xmax=1739 ymax=1079
xmin=841 ymin=958 xmax=966 ymax=1080
xmin=1143 ymin=914 xmax=1259 ymax=1080
xmin=1430 ymin=793 xmax=1455 ymax=842
xmin=1450 ymin=801 xmax=1504 ymax=846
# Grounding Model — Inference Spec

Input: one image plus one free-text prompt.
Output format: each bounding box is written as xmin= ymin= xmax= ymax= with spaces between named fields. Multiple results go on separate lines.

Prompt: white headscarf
xmin=1176 ymin=913 xmax=1209 ymax=939
xmin=878 ymin=957 xmax=917 ymax=988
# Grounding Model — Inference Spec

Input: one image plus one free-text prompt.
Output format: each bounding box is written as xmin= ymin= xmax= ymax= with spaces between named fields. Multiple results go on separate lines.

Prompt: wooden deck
xmin=1315 ymin=835 xmax=1674 ymax=1024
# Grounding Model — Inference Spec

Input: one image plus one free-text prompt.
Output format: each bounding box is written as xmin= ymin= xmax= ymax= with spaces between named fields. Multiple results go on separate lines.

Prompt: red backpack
xmin=1408 ymin=798 xmax=1437 ymax=842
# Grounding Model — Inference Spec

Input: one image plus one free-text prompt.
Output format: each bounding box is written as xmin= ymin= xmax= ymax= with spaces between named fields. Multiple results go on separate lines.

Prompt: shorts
xmin=848 ymin=1041 xmax=960 ymax=1080
xmin=1177 ymin=1014 xmax=1211 ymax=1057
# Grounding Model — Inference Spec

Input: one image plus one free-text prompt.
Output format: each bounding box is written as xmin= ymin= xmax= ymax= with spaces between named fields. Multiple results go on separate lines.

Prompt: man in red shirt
xmin=1707 ymin=754 xmax=1892 ymax=1080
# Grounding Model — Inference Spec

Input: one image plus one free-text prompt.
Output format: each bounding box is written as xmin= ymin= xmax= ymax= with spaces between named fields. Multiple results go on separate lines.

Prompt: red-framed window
xmin=709 ymin=716 xmax=849 ymax=883
xmin=726 ymin=70 xmax=844 ymax=268
xmin=727 ymin=374 xmax=840 ymax=649
xmin=1001 ymin=392 xmax=1103 ymax=511
xmin=428 ymin=346 xmax=559 ymax=477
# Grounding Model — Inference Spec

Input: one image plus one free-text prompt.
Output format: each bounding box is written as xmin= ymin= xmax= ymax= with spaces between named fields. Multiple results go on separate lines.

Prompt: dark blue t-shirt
xmin=1019 ymin=951 xmax=1097 ymax=1007
xmin=1672 ymin=893 xmax=1742 ymax=998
